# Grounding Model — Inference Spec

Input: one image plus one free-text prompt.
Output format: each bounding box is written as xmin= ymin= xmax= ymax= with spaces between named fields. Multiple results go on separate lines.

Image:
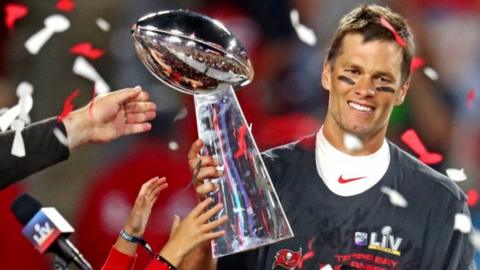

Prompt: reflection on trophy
xmin=131 ymin=10 xmax=293 ymax=258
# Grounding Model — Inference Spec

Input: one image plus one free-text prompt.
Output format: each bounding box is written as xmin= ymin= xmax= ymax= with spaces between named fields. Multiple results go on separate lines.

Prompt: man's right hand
xmin=187 ymin=139 xmax=224 ymax=198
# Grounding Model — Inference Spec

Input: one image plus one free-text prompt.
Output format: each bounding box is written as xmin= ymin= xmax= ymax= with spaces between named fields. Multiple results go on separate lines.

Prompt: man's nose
xmin=354 ymin=78 xmax=375 ymax=98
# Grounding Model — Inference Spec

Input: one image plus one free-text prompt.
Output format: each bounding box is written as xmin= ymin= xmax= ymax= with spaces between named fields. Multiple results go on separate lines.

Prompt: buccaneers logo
xmin=272 ymin=248 xmax=302 ymax=269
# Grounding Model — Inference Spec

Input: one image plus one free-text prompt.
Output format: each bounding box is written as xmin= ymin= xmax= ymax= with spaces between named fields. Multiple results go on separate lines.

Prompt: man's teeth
xmin=349 ymin=102 xmax=373 ymax=112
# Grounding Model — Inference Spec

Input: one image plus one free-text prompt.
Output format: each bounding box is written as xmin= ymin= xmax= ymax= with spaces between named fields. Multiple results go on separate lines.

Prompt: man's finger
xmin=196 ymin=182 xmax=218 ymax=196
xmin=126 ymin=111 xmax=156 ymax=123
xmin=124 ymin=123 xmax=152 ymax=135
xmin=125 ymin=101 xmax=156 ymax=113
xmin=195 ymin=167 xmax=223 ymax=182
xmin=188 ymin=155 xmax=218 ymax=172
xmin=187 ymin=139 xmax=204 ymax=160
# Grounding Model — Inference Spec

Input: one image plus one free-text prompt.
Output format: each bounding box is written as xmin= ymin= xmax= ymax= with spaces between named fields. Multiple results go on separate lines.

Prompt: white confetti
xmin=454 ymin=213 xmax=472 ymax=234
xmin=248 ymin=122 xmax=253 ymax=132
xmin=73 ymin=56 xmax=110 ymax=94
xmin=53 ymin=127 xmax=69 ymax=147
xmin=446 ymin=168 xmax=467 ymax=182
xmin=423 ymin=67 xmax=439 ymax=81
xmin=173 ymin=107 xmax=188 ymax=122
xmin=289 ymin=9 xmax=317 ymax=46
xmin=0 ymin=83 xmax=34 ymax=131
xmin=96 ymin=17 xmax=111 ymax=32
xmin=381 ymin=186 xmax=408 ymax=208
xmin=25 ymin=14 xmax=70 ymax=55
xmin=168 ymin=141 xmax=179 ymax=151
xmin=343 ymin=132 xmax=363 ymax=152
xmin=16 ymin=81 xmax=34 ymax=123
xmin=320 ymin=265 xmax=333 ymax=270
xmin=469 ymin=230 xmax=480 ymax=250
xmin=11 ymin=119 xmax=26 ymax=157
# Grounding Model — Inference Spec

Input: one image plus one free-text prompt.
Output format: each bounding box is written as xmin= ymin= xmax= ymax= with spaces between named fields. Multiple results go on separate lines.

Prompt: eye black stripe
xmin=376 ymin=86 xmax=395 ymax=93
xmin=338 ymin=75 xmax=355 ymax=85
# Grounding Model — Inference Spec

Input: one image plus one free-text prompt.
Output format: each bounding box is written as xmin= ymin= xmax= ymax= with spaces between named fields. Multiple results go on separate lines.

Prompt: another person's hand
xmin=187 ymin=139 xmax=223 ymax=199
xmin=159 ymin=198 xmax=228 ymax=267
xmin=63 ymin=86 xmax=156 ymax=150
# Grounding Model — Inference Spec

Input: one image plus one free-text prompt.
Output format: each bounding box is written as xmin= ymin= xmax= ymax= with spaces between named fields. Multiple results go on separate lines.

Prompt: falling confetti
xmin=168 ymin=141 xmax=179 ymax=151
xmin=73 ymin=56 xmax=110 ymax=94
xmin=11 ymin=119 xmax=26 ymax=157
xmin=467 ymin=189 xmax=479 ymax=207
xmin=53 ymin=127 xmax=69 ymax=146
xmin=343 ymin=132 xmax=363 ymax=152
xmin=5 ymin=3 xmax=29 ymax=30
xmin=70 ymin=42 xmax=104 ymax=60
xmin=469 ymin=230 xmax=480 ymax=250
xmin=410 ymin=57 xmax=425 ymax=74
xmin=320 ymin=265 xmax=333 ymax=270
xmin=466 ymin=88 xmax=476 ymax=110
xmin=423 ymin=67 xmax=439 ymax=81
xmin=289 ymin=9 xmax=317 ymax=46
xmin=445 ymin=168 xmax=467 ymax=182
xmin=401 ymin=129 xmax=443 ymax=165
xmin=454 ymin=213 xmax=472 ymax=234
xmin=25 ymin=14 xmax=70 ymax=55
xmin=173 ymin=107 xmax=188 ymax=122
xmin=16 ymin=81 xmax=34 ymax=123
xmin=57 ymin=89 xmax=80 ymax=122
xmin=380 ymin=16 xmax=406 ymax=47
xmin=56 ymin=0 xmax=75 ymax=13
xmin=381 ymin=186 xmax=408 ymax=208
xmin=96 ymin=17 xmax=111 ymax=31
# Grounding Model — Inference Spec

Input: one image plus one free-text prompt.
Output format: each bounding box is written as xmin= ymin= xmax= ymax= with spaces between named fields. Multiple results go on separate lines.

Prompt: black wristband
xmin=119 ymin=229 xmax=154 ymax=256
xmin=155 ymin=255 xmax=177 ymax=270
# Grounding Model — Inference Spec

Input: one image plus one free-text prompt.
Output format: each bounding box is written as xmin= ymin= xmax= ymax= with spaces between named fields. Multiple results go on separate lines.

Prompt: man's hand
xmin=63 ymin=86 xmax=157 ymax=150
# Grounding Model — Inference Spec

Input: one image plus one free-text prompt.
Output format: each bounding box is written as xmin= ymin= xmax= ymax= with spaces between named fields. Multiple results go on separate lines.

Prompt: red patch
xmin=401 ymin=129 xmax=443 ymax=165
xmin=273 ymin=248 xmax=302 ymax=269
xmin=5 ymin=3 xmax=29 ymax=30
xmin=56 ymin=0 xmax=75 ymax=12
xmin=70 ymin=42 xmax=104 ymax=60
xmin=380 ymin=16 xmax=406 ymax=47
xmin=234 ymin=124 xmax=248 ymax=159
xmin=410 ymin=57 xmax=425 ymax=74
xmin=466 ymin=88 xmax=476 ymax=110
xmin=467 ymin=189 xmax=479 ymax=207
xmin=57 ymin=89 xmax=80 ymax=122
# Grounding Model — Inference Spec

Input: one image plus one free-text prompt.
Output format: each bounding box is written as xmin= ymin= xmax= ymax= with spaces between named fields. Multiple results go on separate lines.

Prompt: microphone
xmin=11 ymin=193 xmax=92 ymax=270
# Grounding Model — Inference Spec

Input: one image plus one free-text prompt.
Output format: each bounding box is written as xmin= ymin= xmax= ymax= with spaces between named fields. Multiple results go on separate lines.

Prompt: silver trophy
xmin=131 ymin=10 xmax=293 ymax=258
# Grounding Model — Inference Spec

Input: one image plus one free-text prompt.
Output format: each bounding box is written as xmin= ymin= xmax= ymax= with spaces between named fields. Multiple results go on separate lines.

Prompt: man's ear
xmin=321 ymin=60 xmax=332 ymax=91
xmin=395 ymin=78 xmax=410 ymax=105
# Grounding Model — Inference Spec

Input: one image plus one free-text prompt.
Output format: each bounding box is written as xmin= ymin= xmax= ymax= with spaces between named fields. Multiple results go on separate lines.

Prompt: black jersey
xmin=218 ymin=135 xmax=475 ymax=270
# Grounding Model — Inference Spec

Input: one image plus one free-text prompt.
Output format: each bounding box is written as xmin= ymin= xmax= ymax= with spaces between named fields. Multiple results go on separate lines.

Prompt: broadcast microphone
xmin=11 ymin=193 xmax=92 ymax=270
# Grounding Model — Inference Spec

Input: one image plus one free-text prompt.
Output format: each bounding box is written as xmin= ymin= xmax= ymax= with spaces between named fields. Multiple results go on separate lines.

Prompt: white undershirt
xmin=315 ymin=127 xmax=390 ymax=197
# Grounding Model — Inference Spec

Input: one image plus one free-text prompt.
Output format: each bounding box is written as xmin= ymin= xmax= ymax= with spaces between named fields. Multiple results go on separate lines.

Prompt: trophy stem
xmin=193 ymin=87 xmax=293 ymax=258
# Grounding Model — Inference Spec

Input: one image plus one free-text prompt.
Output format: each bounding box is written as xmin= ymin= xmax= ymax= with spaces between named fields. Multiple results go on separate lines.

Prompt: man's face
xmin=322 ymin=33 xmax=409 ymax=140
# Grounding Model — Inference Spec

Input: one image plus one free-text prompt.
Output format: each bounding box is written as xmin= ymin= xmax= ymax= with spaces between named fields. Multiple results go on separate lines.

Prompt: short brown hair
xmin=326 ymin=4 xmax=414 ymax=84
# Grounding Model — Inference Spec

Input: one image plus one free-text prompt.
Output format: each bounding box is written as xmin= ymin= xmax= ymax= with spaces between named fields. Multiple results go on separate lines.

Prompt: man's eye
xmin=345 ymin=69 xmax=359 ymax=75
xmin=378 ymin=77 xmax=391 ymax=83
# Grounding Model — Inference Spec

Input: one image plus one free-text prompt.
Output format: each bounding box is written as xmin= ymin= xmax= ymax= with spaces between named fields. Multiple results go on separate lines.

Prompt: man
xmin=0 ymin=86 xmax=156 ymax=190
xmin=185 ymin=4 xmax=475 ymax=270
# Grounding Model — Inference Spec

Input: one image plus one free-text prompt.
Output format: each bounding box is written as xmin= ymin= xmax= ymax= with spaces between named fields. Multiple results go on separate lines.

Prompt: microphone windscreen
xmin=11 ymin=193 xmax=43 ymax=225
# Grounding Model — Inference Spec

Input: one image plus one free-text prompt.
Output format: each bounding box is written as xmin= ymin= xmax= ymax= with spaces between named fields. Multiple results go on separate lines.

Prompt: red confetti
xmin=234 ymin=124 xmax=248 ymax=159
xmin=70 ymin=42 xmax=104 ymax=60
xmin=467 ymin=189 xmax=479 ymax=207
xmin=410 ymin=57 xmax=425 ymax=74
xmin=57 ymin=89 xmax=80 ymax=122
xmin=56 ymin=0 xmax=75 ymax=13
xmin=5 ymin=3 xmax=29 ymax=30
xmin=401 ymin=129 xmax=443 ymax=165
xmin=380 ymin=16 xmax=406 ymax=47
xmin=466 ymin=88 xmax=476 ymax=110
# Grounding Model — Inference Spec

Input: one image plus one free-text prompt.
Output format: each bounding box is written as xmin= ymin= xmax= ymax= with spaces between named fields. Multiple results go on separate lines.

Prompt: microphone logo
xmin=33 ymin=221 xmax=54 ymax=246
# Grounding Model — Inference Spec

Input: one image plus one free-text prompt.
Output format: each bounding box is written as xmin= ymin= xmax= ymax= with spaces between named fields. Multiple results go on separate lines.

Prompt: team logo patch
xmin=272 ymin=248 xmax=302 ymax=270
xmin=356 ymin=226 xmax=403 ymax=256
xmin=354 ymin=232 xmax=368 ymax=246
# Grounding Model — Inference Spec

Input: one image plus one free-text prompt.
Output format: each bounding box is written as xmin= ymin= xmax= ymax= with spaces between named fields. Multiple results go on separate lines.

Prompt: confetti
xmin=73 ymin=56 xmax=110 ymax=94
xmin=469 ymin=230 xmax=480 ymax=250
xmin=57 ymin=89 xmax=80 ymax=122
xmin=466 ymin=88 xmax=476 ymax=110
xmin=289 ymin=9 xmax=317 ymax=46
xmin=56 ymin=0 xmax=75 ymax=13
xmin=96 ymin=17 xmax=111 ymax=32
xmin=5 ymin=3 xmax=29 ymax=30
xmin=401 ymin=129 xmax=443 ymax=165
xmin=380 ymin=16 xmax=406 ymax=47
xmin=467 ymin=189 xmax=479 ymax=207
xmin=53 ymin=127 xmax=69 ymax=146
xmin=11 ymin=119 xmax=26 ymax=157
xmin=410 ymin=57 xmax=425 ymax=74
xmin=168 ymin=141 xmax=179 ymax=151
xmin=445 ymin=168 xmax=467 ymax=182
xmin=320 ymin=265 xmax=333 ymax=270
xmin=423 ymin=67 xmax=439 ymax=81
xmin=173 ymin=107 xmax=188 ymax=122
xmin=70 ymin=42 xmax=104 ymax=60
xmin=25 ymin=14 xmax=70 ymax=55
xmin=454 ymin=213 xmax=472 ymax=234
xmin=16 ymin=81 xmax=34 ymax=123
xmin=343 ymin=132 xmax=363 ymax=152
xmin=381 ymin=186 xmax=408 ymax=208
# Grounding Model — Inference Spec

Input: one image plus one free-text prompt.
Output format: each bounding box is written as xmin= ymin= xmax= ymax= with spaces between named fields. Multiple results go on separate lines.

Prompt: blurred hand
xmin=187 ymin=139 xmax=223 ymax=198
xmin=124 ymin=176 xmax=168 ymax=237
xmin=63 ymin=86 xmax=157 ymax=150
xmin=159 ymin=198 xmax=228 ymax=267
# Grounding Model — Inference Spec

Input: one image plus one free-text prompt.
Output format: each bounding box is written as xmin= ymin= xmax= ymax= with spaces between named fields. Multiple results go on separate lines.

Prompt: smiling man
xmin=185 ymin=4 xmax=475 ymax=270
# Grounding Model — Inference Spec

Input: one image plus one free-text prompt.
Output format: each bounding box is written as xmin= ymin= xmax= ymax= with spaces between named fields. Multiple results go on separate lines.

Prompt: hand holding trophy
xmin=131 ymin=10 xmax=293 ymax=258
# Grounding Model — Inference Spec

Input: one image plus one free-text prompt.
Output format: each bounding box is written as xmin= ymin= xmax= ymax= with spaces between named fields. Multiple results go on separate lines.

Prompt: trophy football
xmin=131 ymin=10 xmax=293 ymax=257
